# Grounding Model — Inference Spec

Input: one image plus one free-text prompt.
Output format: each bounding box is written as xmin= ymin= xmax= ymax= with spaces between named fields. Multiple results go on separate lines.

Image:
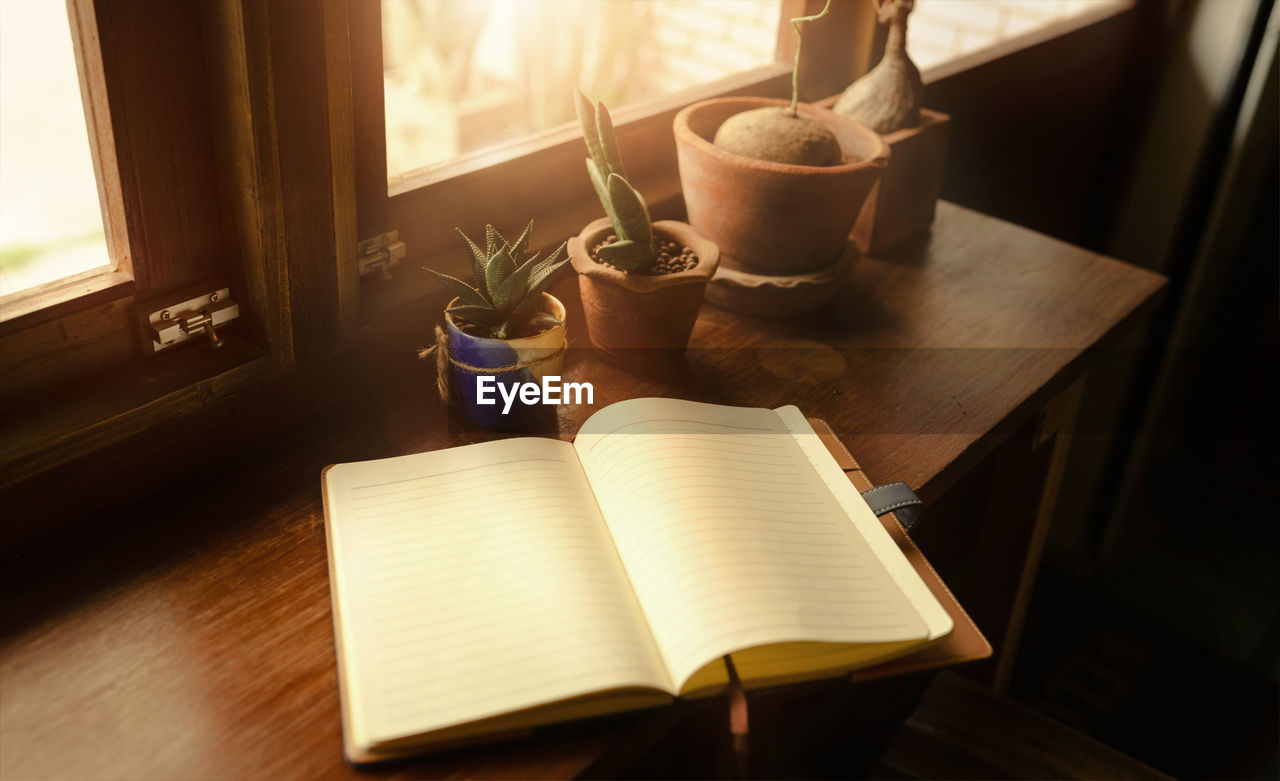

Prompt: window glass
xmin=909 ymin=0 xmax=1128 ymax=70
xmin=0 ymin=0 xmax=110 ymax=297
xmin=383 ymin=0 xmax=782 ymax=183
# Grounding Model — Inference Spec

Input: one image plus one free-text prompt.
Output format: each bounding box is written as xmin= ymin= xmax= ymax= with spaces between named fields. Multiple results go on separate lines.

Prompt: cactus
xmin=574 ymin=89 xmax=658 ymax=272
xmin=425 ymin=220 xmax=569 ymax=340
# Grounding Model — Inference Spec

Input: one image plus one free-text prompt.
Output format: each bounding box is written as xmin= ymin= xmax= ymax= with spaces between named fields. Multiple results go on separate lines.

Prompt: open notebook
xmin=322 ymin=399 xmax=957 ymax=762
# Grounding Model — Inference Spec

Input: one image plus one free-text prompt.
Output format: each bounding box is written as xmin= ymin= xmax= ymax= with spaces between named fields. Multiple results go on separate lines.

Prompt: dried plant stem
xmin=789 ymin=0 xmax=833 ymax=117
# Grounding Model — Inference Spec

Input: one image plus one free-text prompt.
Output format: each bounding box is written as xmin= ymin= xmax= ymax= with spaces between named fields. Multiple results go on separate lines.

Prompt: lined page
xmin=775 ymin=405 xmax=952 ymax=640
xmin=324 ymin=437 xmax=670 ymax=751
xmin=574 ymin=399 xmax=930 ymax=690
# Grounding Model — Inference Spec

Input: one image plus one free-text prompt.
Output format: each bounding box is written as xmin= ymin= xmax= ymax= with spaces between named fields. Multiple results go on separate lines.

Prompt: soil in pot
xmin=590 ymin=235 xmax=698 ymax=274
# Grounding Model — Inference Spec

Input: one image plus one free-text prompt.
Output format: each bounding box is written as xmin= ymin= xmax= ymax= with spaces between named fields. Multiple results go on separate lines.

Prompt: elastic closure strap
xmin=860 ymin=481 xmax=925 ymax=531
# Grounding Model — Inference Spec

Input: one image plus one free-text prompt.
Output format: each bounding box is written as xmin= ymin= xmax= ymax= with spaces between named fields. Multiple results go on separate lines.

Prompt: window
xmin=0 ymin=1 xmax=109 ymax=297
xmin=910 ymin=0 xmax=1131 ymax=75
xmin=0 ymin=0 xmax=249 ymax=340
xmin=382 ymin=0 xmax=783 ymax=183
xmin=0 ymin=0 xmax=312 ymax=500
xmin=354 ymin=0 xmax=877 ymax=317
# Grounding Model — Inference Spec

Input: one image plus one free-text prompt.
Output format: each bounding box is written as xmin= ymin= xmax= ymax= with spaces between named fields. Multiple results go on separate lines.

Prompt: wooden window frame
xmin=350 ymin=0 xmax=1136 ymax=318
xmin=351 ymin=0 xmax=878 ymax=318
xmin=0 ymin=4 xmax=132 ymax=326
xmin=0 ymin=2 xmax=259 ymax=482
xmin=0 ymin=0 xmax=357 ymax=534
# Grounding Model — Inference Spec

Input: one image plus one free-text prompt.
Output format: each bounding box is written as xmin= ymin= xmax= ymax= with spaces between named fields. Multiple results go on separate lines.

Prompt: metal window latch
xmin=357 ymin=230 xmax=406 ymax=280
xmin=147 ymin=288 xmax=239 ymax=352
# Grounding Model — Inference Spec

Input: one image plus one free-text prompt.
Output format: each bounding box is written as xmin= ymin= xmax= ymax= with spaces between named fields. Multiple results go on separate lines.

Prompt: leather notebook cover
xmin=807 ymin=417 xmax=992 ymax=679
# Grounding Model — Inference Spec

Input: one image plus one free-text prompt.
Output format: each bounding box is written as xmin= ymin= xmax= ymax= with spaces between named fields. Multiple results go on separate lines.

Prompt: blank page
xmin=323 ymin=437 xmax=670 ymax=753
xmin=775 ymin=405 xmax=952 ymax=640
xmin=575 ymin=399 xmax=933 ymax=691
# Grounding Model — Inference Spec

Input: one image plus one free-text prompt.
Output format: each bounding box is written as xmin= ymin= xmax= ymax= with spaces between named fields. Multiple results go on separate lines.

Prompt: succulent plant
xmin=833 ymin=0 xmax=922 ymax=134
xmin=574 ymin=89 xmax=659 ymax=273
xmin=426 ymin=220 xmax=569 ymax=340
xmin=712 ymin=0 xmax=842 ymax=167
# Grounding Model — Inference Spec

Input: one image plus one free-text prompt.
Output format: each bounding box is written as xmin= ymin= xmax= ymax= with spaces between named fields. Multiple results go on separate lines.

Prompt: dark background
xmin=922 ymin=0 xmax=1278 ymax=777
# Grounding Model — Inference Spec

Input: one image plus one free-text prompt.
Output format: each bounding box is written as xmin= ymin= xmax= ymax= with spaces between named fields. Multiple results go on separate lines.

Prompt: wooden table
xmin=0 ymin=203 xmax=1164 ymax=779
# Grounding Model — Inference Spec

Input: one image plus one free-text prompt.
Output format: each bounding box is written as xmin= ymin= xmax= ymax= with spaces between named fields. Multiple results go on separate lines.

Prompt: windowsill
xmin=917 ymin=1 xmax=1133 ymax=85
xmin=0 ymin=267 xmax=133 ymax=333
xmin=0 ymin=334 xmax=269 ymax=493
xmin=377 ymin=64 xmax=793 ymax=324
xmin=372 ymin=165 xmax=684 ymax=323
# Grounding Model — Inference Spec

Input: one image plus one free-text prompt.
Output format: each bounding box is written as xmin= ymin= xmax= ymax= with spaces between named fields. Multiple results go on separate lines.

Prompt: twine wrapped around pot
xmin=416 ymin=325 xmax=566 ymax=405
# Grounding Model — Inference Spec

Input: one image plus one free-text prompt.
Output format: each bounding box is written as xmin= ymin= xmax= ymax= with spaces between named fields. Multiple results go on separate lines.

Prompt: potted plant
xmin=421 ymin=221 xmax=570 ymax=430
xmin=568 ymin=90 xmax=719 ymax=363
xmin=833 ymin=0 xmax=950 ymax=254
xmin=673 ymin=0 xmax=889 ymax=315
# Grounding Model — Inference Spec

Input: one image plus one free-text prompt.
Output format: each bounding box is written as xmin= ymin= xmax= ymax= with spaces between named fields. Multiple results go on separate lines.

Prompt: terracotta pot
xmin=705 ymin=239 xmax=857 ymax=317
xmin=568 ymin=218 xmax=719 ymax=360
xmin=674 ymin=97 xmax=889 ymax=276
xmin=853 ymin=109 xmax=951 ymax=254
xmin=443 ymin=293 xmax=566 ymax=431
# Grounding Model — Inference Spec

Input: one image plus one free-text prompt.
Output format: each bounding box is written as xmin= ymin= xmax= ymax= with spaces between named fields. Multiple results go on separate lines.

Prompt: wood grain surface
xmin=0 ymin=203 xmax=1164 ymax=779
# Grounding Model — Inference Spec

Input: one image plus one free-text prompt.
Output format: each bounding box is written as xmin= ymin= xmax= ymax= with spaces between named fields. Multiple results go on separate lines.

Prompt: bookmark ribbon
xmin=724 ymin=654 xmax=749 ymax=778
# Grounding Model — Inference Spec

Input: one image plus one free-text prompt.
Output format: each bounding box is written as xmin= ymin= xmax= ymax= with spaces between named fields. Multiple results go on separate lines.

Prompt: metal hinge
xmin=146 ymin=287 xmax=239 ymax=352
xmin=357 ymin=230 xmax=406 ymax=280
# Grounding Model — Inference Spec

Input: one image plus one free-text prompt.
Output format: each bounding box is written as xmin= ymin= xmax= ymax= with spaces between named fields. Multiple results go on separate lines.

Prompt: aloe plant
xmin=574 ymin=89 xmax=658 ymax=272
xmin=426 ymin=220 xmax=569 ymax=340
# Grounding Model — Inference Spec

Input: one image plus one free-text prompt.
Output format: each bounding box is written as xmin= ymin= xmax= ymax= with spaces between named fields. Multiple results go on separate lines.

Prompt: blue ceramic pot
xmin=444 ymin=293 xmax=567 ymax=431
